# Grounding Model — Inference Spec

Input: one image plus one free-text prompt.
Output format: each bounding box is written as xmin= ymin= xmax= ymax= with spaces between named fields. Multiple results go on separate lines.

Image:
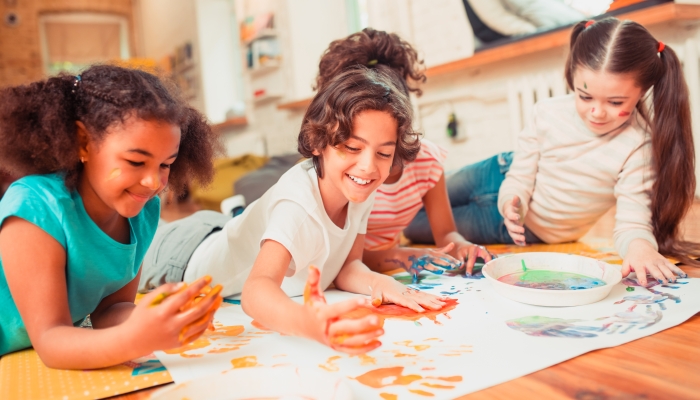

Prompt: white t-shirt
xmin=185 ymin=159 xmax=375 ymax=298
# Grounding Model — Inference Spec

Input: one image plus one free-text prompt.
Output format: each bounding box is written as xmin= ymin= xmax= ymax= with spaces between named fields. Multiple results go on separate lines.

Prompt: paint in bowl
xmin=482 ymin=253 xmax=622 ymax=306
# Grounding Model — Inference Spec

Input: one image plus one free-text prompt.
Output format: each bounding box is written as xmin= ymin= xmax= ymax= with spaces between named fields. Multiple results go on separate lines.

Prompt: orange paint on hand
xmin=371 ymin=298 xmax=382 ymax=307
xmin=303 ymin=265 xmax=326 ymax=305
xmin=230 ymin=355 xmax=260 ymax=368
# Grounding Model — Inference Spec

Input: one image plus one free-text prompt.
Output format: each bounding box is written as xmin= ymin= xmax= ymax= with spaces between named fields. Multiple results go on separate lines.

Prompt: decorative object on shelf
xmin=159 ymin=42 xmax=198 ymax=101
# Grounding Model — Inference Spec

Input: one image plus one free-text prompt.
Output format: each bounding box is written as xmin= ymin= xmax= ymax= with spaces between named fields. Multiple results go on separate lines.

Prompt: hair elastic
xmin=658 ymin=41 xmax=665 ymax=53
xmin=72 ymin=75 xmax=82 ymax=94
xmin=367 ymin=59 xmax=378 ymax=66
xmin=585 ymin=20 xmax=595 ymax=28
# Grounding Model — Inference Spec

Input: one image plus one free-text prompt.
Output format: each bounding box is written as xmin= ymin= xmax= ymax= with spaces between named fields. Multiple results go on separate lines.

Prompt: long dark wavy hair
xmin=0 ymin=64 xmax=220 ymax=196
xmin=566 ymin=18 xmax=699 ymax=265
xmin=298 ymin=66 xmax=420 ymax=178
xmin=315 ymin=27 xmax=426 ymax=96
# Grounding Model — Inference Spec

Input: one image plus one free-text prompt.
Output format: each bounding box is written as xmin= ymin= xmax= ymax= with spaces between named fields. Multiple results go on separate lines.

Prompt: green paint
xmin=521 ymin=259 xmax=527 ymax=272
xmin=499 ymin=270 xmax=606 ymax=290
xmin=584 ymin=82 xmax=588 ymax=89
xmin=626 ymin=287 xmax=634 ymax=292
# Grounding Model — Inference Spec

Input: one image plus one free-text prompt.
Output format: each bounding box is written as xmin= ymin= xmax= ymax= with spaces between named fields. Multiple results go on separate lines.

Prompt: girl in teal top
xmin=0 ymin=65 xmax=221 ymax=369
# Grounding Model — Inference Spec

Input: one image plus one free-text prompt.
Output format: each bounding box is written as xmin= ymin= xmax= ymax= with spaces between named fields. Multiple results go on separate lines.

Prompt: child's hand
xmin=452 ymin=241 xmax=493 ymax=275
xmin=386 ymin=245 xmax=462 ymax=284
xmin=303 ymin=266 xmax=383 ymax=355
xmin=622 ymin=239 xmax=687 ymax=286
xmin=369 ymin=275 xmax=446 ymax=313
xmin=126 ymin=276 xmax=222 ymax=353
xmin=503 ymin=195 xmax=526 ymax=246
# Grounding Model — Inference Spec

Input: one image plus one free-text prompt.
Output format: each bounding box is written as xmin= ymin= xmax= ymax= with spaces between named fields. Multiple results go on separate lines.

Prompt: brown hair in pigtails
xmin=565 ymin=17 xmax=700 ymax=265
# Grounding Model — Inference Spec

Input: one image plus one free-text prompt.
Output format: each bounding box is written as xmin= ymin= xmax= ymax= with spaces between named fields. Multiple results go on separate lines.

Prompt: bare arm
xmin=89 ymin=268 xmax=142 ymax=329
xmin=0 ymin=217 xmax=218 ymax=369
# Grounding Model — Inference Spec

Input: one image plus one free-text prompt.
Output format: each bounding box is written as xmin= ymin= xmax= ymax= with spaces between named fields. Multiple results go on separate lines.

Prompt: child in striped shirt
xmin=315 ymin=28 xmax=493 ymax=278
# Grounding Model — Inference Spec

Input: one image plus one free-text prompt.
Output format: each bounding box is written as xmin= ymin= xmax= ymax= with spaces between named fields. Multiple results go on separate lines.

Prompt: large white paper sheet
xmin=155 ymin=272 xmax=700 ymax=399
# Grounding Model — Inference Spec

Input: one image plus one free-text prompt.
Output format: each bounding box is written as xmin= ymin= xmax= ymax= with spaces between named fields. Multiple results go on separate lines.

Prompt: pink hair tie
xmin=585 ymin=20 xmax=595 ymax=28
xmin=658 ymin=41 xmax=665 ymax=53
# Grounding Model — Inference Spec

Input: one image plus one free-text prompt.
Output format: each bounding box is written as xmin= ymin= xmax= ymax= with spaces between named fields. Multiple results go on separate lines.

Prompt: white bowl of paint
xmin=149 ymin=366 xmax=353 ymax=400
xmin=482 ymin=252 xmax=622 ymax=307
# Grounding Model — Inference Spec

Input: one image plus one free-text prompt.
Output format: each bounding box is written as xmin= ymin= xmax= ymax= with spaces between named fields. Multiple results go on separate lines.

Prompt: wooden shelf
xmin=277 ymin=97 xmax=312 ymax=111
xmin=211 ymin=116 xmax=248 ymax=131
xmin=274 ymin=2 xmax=700 ymax=111
xmin=243 ymin=28 xmax=277 ymax=46
xmin=425 ymin=2 xmax=700 ymax=78
xmin=248 ymin=62 xmax=281 ymax=77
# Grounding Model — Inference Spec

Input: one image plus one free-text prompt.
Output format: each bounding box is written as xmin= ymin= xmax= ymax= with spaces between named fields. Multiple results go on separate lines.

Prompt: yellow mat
xmin=0 ymin=349 xmax=172 ymax=400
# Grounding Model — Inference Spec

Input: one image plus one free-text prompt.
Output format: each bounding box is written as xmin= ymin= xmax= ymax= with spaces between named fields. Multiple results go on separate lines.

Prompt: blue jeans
xmin=404 ymin=152 xmax=542 ymax=245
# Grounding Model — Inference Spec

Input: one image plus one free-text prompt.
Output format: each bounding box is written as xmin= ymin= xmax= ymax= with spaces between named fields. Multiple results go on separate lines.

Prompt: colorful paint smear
xmin=341 ymin=298 xmax=459 ymax=325
xmin=385 ymin=254 xmax=461 ymax=284
xmin=163 ymin=325 xmax=251 ymax=357
xmin=107 ymin=168 xmax=121 ymax=181
xmin=230 ymin=355 xmax=260 ymax=368
xmin=498 ymin=270 xmax=606 ymax=290
xmin=353 ymin=366 xmax=462 ymax=393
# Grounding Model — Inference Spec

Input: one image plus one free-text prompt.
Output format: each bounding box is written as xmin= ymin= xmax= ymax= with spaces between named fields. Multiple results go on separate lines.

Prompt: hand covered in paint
xmin=451 ymin=241 xmax=493 ymax=275
xmin=622 ymin=238 xmax=687 ymax=286
xmin=503 ymin=196 xmax=526 ymax=246
xmin=302 ymin=266 xmax=384 ymax=355
xmin=125 ymin=276 xmax=222 ymax=353
xmin=369 ymin=275 xmax=446 ymax=313
xmin=387 ymin=244 xmax=462 ymax=284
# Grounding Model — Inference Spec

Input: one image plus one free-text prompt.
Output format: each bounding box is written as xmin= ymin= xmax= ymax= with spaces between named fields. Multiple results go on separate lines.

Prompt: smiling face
xmin=78 ymin=116 xmax=181 ymax=219
xmin=573 ymin=67 xmax=644 ymax=135
xmin=315 ymin=109 xmax=398 ymax=207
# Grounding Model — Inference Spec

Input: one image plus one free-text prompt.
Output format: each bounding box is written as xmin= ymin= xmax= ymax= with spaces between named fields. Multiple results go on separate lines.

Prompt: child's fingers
xmin=657 ymin=261 xmax=679 ymax=283
xmin=508 ymin=231 xmax=526 ymax=245
xmin=391 ymin=295 xmax=425 ymax=313
xmin=328 ymin=315 xmax=382 ymax=338
xmin=512 ymin=196 xmax=521 ymax=208
xmin=370 ymin=286 xmax=383 ymax=307
xmin=433 ymin=242 xmax=455 ymax=255
xmin=669 ymin=263 xmax=688 ymax=279
xmin=330 ymin=328 xmax=384 ymax=348
xmin=332 ymin=340 xmax=382 ymax=355
xmin=304 ymin=265 xmax=327 ymax=305
xmin=321 ymin=297 xmax=367 ymax=320
xmin=177 ymin=288 xmax=222 ymax=325
xmin=142 ymin=282 xmax=186 ymax=306
xmin=414 ymin=294 xmax=445 ymax=310
xmin=464 ymin=245 xmax=478 ymax=273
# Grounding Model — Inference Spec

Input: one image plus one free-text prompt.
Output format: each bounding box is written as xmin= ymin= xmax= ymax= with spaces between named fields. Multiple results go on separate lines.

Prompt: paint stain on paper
xmin=498 ymin=270 xmax=606 ymax=290
xmin=230 ymin=356 xmax=260 ymax=369
xmin=409 ymin=389 xmax=435 ymax=396
xmin=353 ymin=366 xmax=462 ymax=393
xmin=380 ymin=393 xmax=398 ymax=400
xmin=318 ymin=356 xmax=342 ymax=372
xmin=394 ymin=340 xmax=430 ymax=351
xmin=164 ymin=325 xmax=249 ymax=357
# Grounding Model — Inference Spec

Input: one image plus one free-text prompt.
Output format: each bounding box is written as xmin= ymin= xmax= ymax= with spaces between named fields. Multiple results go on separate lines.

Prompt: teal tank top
xmin=0 ymin=174 xmax=160 ymax=355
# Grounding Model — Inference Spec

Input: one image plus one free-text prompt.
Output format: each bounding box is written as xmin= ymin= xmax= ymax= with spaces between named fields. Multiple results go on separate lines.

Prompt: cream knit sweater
xmin=498 ymin=94 xmax=657 ymax=257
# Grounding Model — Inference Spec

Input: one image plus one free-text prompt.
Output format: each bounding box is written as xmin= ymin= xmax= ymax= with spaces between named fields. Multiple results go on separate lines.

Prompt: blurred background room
xmin=1 ymin=0 xmax=699 ymax=223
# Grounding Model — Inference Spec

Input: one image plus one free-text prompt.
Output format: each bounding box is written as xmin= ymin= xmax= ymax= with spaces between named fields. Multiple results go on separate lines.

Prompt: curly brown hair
xmin=316 ymin=28 xmax=426 ymax=96
xmin=299 ymin=65 xmax=420 ymax=178
xmin=0 ymin=64 xmax=220 ymax=196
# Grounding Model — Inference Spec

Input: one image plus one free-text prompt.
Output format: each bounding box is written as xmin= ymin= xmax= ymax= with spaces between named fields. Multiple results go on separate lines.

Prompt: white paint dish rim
xmin=482 ymin=252 xmax=622 ymax=307
xmin=148 ymin=366 xmax=353 ymax=400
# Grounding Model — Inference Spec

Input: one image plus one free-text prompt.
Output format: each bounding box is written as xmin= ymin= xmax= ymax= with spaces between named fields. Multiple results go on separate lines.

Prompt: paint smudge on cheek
xmin=336 ymin=149 xmax=347 ymax=159
xmin=618 ymin=111 xmax=631 ymax=117
xmin=107 ymin=168 xmax=121 ymax=181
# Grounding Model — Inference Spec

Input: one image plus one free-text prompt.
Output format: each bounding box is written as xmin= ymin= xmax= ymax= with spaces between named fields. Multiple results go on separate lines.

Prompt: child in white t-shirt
xmin=140 ymin=66 xmax=447 ymax=354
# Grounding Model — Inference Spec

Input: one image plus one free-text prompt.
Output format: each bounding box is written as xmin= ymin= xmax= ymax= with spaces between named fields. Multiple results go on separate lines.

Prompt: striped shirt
xmin=365 ymin=139 xmax=448 ymax=250
xmin=498 ymin=94 xmax=657 ymax=257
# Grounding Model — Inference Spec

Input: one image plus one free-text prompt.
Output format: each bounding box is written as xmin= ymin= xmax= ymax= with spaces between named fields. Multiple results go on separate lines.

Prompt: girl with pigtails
xmin=406 ymin=17 xmax=699 ymax=286
xmin=0 ymin=65 xmax=222 ymax=367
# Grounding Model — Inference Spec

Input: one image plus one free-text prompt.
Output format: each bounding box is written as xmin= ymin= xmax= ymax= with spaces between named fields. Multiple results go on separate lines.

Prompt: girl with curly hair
xmin=0 ymin=65 xmax=222 ymax=368
xmin=317 ymin=28 xmax=493 ymax=278
xmin=140 ymin=67 xmax=448 ymax=354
